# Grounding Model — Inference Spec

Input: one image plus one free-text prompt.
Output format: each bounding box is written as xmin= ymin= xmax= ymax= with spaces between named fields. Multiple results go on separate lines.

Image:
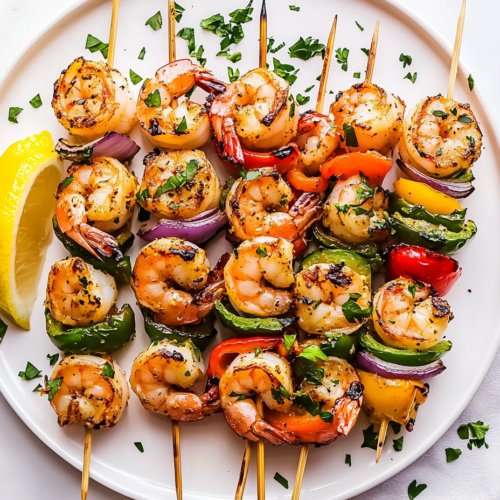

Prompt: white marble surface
xmin=0 ymin=0 xmax=499 ymax=498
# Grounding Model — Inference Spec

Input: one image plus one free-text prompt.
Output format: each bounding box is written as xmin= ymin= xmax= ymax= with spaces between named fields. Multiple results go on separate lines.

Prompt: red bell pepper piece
xmin=385 ymin=244 xmax=462 ymax=296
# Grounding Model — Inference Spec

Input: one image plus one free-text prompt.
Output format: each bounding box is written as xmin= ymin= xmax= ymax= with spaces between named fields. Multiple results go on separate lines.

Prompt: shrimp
xmin=55 ymin=156 xmax=138 ymax=260
xmin=265 ymin=354 xmax=363 ymax=445
xmin=226 ymin=167 xmax=322 ymax=242
xmin=373 ymin=278 xmax=454 ymax=350
xmin=137 ymin=59 xmax=226 ymax=149
xmin=224 ymin=237 xmax=295 ymax=317
xmin=210 ymin=68 xmax=299 ymax=164
xmin=296 ymin=111 xmax=339 ymax=176
xmin=45 ymin=257 xmax=117 ymax=327
xmin=399 ymin=95 xmax=483 ymax=178
xmin=43 ymin=355 xmax=129 ymax=429
xmin=132 ymin=237 xmax=220 ymax=326
xmin=293 ymin=262 xmax=371 ymax=335
xmin=137 ymin=149 xmax=221 ymax=220
xmin=330 ymin=83 xmax=405 ymax=156
xmin=52 ymin=57 xmax=136 ymax=141
xmin=129 ymin=340 xmax=220 ymax=421
xmin=322 ymin=173 xmax=390 ymax=244
xmin=219 ymin=350 xmax=297 ymax=444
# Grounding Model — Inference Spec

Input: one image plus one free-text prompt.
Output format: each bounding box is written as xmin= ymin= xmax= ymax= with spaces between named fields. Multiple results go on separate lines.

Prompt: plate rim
xmin=0 ymin=0 xmax=499 ymax=499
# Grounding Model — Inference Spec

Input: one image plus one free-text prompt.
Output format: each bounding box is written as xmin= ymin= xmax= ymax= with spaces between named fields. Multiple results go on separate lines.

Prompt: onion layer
xmin=356 ymin=350 xmax=446 ymax=379
xmin=396 ymin=159 xmax=474 ymax=199
xmin=138 ymin=208 xmax=227 ymax=244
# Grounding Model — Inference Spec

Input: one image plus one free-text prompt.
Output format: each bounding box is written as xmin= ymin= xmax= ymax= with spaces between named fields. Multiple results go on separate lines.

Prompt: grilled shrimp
xmin=293 ymin=262 xmax=371 ymax=335
xmin=373 ymin=278 xmax=453 ymax=350
xmin=323 ymin=173 xmax=390 ymax=244
xmin=224 ymin=237 xmax=295 ymax=317
xmin=226 ymin=167 xmax=322 ymax=242
xmin=52 ymin=57 xmax=136 ymax=141
xmin=43 ymin=355 xmax=129 ymax=429
xmin=137 ymin=149 xmax=221 ymax=220
xmin=137 ymin=59 xmax=226 ymax=149
xmin=210 ymin=68 xmax=299 ymax=164
xmin=129 ymin=340 xmax=220 ymax=421
xmin=55 ymin=157 xmax=138 ymax=260
xmin=296 ymin=111 xmax=339 ymax=176
xmin=132 ymin=238 xmax=227 ymax=326
xmin=399 ymin=95 xmax=483 ymax=178
xmin=45 ymin=257 xmax=117 ymax=327
xmin=219 ymin=350 xmax=296 ymax=444
xmin=330 ymin=83 xmax=405 ymax=156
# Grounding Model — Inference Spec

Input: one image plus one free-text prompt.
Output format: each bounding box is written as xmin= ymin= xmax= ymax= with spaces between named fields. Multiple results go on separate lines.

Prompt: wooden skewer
xmin=290 ymin=15 xmax=338 ymax=500
xmin=234 ymin=441 xmax=253 ymax=500
xmin=375 ymin=417 xmax=390 ymax=463
xmin=172 ymin=420 xmax=183 ymax=500
xmin=447 ymin=0 xmax=467 ymax=100
xmin=316 ymin=15 xmax=338 ymax=114
xmin=81 ymin=427 xmax=92 ymax=500
xmin=364 ymin=20 xmax=380 ymax=85
xmin=259 ymin=0 xmax=267 ymax=69
xmin=168 ymin=0 xmax=178 ymax=109
xmin=256 ymin=395 xmax=266 ymax=499
xmin=107 ymin=0 xmax=120 ymax=68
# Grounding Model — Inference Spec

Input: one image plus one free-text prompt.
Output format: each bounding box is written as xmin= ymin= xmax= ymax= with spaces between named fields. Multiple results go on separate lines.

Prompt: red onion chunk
xmin=55 ymin=132 xmax=140 ymax=163
xmin=138 ymin=209 xmax=228 ymax=245
xmin=396 ymin=159 xmax=474 ymax=199
xmin=356 ymin=351 xmax=445 ymax=379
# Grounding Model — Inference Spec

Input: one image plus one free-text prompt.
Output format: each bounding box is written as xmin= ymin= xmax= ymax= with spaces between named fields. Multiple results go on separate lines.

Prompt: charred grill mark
xmin=327 ymin=263 xmax=352 ymax=287
xmin=345 ymin=381 xmax=364 ymax=400
xmin=272 ymin=145 xmax=295 ymax=159
xmin=432 ymin=296 xmax=453 ymax=319
xmin=168 ymin=247 xmax=198 ymax=261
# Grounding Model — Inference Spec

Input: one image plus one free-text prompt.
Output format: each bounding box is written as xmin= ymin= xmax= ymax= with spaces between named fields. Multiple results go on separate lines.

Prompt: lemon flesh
xmin=0 ymin=131 xmax=63 ymax=329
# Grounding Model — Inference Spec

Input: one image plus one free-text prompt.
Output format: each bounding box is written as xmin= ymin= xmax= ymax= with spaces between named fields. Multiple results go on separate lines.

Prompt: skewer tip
xmin=260 ymin=0 xmax=267 ymax=19
xmin=375 ymin=418 xmax=389 ymax=464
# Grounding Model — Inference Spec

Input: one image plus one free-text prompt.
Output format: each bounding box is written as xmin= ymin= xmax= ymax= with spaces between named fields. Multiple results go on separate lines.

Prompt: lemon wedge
xmin=0 ymin=131 xmax=63 ymax=329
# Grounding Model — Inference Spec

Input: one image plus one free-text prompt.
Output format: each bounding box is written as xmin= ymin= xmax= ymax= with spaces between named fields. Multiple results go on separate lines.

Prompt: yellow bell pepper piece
xmin=357 ymin=370 xmax=428 ymax=429
xmin=394 ymin=178 xmax=463 ymax=215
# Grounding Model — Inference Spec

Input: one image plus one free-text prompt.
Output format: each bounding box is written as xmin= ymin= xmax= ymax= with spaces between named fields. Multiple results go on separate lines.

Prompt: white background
xmin=0 ymin=0 xmax=499 ymax=499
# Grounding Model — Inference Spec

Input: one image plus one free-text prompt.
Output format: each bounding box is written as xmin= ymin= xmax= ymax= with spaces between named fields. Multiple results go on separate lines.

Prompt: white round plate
xmin=0 ymin=0 xmax=498 ymax=498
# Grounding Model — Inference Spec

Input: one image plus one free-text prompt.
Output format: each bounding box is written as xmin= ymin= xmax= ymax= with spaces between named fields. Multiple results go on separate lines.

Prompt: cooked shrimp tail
xmin=212 ymin=115 xmax=245 ymax=165
xmin=297 ymin=110 xmax=327 ymax=134
xmin=196 ymin=72 xmax=227 ymax=96
xmin=79 ymin=223 xmax=123 ymax=261
xmin=288 ymin=192 xmax=324 ymax=235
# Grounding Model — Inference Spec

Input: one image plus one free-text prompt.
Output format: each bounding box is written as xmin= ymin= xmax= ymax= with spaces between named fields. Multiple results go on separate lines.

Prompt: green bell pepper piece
xmin=45 ymin=305 xmax=135 ymax=354
xmin=142 ymin=307 xmax=217 ymax=352
xmin=301 ymin=248 xmax=371 ymax=286
xmin=389 ymin=194 xmax=466 ymax=232
xmin=360 ymin=333 xmax=452 ymax=366
xmin=311 ymin=222 xmax=383 ymax=273
xmin=219 ymin=177 xmax=237 ymax=212
xmin=448 ymin=168 xmax=474 ymax=183
xmin=52 ymin=216 xmax=133 ymax=285
xmin=214 ymin=300 xmax=296 ymax=336
xmin=387 ymin=212 xmax=477 ymax=254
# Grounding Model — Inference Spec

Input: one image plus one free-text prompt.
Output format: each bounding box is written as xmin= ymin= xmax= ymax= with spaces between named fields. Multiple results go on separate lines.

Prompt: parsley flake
xmin=298 ymin=345 xmax=327 ymax=362
xmin=408 ymin=283 xmax=416 ymax=298
xmin=445 ymin=447 xmax=462 ymax=462
xmin=144 ymin=89 xmax=161 ymax=107
xmin=18 ymin=362 xmax=42 ymax=381
xmin=254 ymin=347 xmax=262 ymax=357
xmin=177 ymin=27 xmax=196 ymax=56
xmin=134 ymin=442 xmax=145 ymax=453
xmin=345 ymin=454 xmax=352 ymax=466
xmin=129 ymin=69 xmax=143 ymax=85
xmin=228 ymin=66 xmax=240 ymax=83
xmin=45 ymin=377 xmax=63 ymax=401
xmin=289 ymin=36 xmax=325 ymax=61
xmin=274 ymin=472 xmax=289 ymax=489
xmin=289 ymin=5 xmax=300 ymax=11
xmin=0 ymin=317 xmax=7 ymax=344
xmin=408 ymin=480 xmax=427 ymax=500
xmin=138 ymin=47 xmax=146 ymax=60
xmin=361 ymin=424 xmax=379 ymax=450
xmin=273 ymin=58 xmax=299 ymax=85
xmin=355 ymin=21 xmax=364 ymax=31
xmin=85 ymin=34 xmax=109 ymax=58
xmin=229 ymin=391 xmax=246 ymax=401
xmin=399 ymin=53 xmax=412 ymax=68
xmin=174 ymin=2 xmax=185 ymax=22
xmin=47 ymin=353 xmax=59 ymax=366
xmin=458 ymin=114 xmax=473 ymax=124
xmin=267 ymin=38 xmax=285 ymax=54
xmin=284 ymin=333 xmax=296 ymax=351
xmin=102 ymin=362 xmax=115 ymax=378
xmin=468 ymin=74 xmax=474 ymax=91
xmin=29 ymin=94 xmax=43 ymax=109
xmin=175 ymin=116 xmax=188 ymax=135
xmin=361 ymin=48 xmax=369 ymax=56
xmin=32 ymin=384 xmax=42 ymax=393
xmin=353 ymin=72 xmax=361 ymax=79
xmin=246 ymin=169 xmax=262 ymax=181
xmin=343 ymin=123 xmax=359 ymax=148
xmin=145 ymin=11 xmax=163 ymax=31
xmin=256 ymin=247 xmax=268 ymax=259
xmin=393 ymin=436 xmax=404 ymax=452
xmin=404 ymin=72 xmax=418 ymax=84
xmin=8 ymin=107 xmax=23 ymax=124
xmin=296 ymin=94 xmax=310 ymax=106
xmin=335 ymin=47 xmax=349 ymax=71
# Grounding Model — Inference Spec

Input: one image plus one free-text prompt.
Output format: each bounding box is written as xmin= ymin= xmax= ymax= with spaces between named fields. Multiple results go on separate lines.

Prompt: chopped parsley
xmin=47 ymin=353 xmax=59 ymax=366
xmin=451 ymin=107 xmax=458 ymax=116
xmin=399 ymin=53 xmax=412 ymax=68
xmin=184 ymin=370 xmax=191 ymax=377
xmin=32 ymin=384 xmax=42 ymax=393
xmin=296 ymin=94 xmax=310 ymax=106
xmin=293 ymin=391 xmax=320 ymax=416
xmin=408 ymin=480 xmax=427 ymax=500
xmin=404 ymin=72 xmax=418 ymax=84
xmin=137 ymin=187 xmax=150 ymax=202
xmin=273 ymin=58 xmax=299 ymax=85
xmin=177 ymin=27 xmax=196 ymax=56
xmin=62 ymin=175 xmax=75 ymax=188
xmin=274 ymin=472 xmax=289 ymax=489
xmin=304 ymin=367 xmax=324 ymax=386
xmin=343 ymin=123 xmax=359 ymax=147
xmin=254 ymin=347 xmax=262 ymax=357
xmin=457 ymin=420 xmax=490 ymax=449
xmin=174 ymin=2 xmax=185 ymax=22
xmin=298 ymin=345 xmax=327 ymax=362
xmin=445 ymin=447 xmax=462 ymax=462
xmin=85 ymin=34 xmax=109 ymax=58
xmin=134 ymin=442 xmax=145 ymax=453
xmin=355 ymin=21 xmax=364 ymax=31
xmin=228 ymin=66 xmax=240 ymax=83
xmin=304 ymin=84 xmax=315 ymax=92
xmin=290 ymin=5 xmax=300 ymax=11
xmin=345 ymin=454 xmax=352 ymax=466
xmin=433 ymin=110 xmax=448 ymax=118
xmin=0 ymin=317 xmax=7 ymax=344
xmin=145 ymin=11 xmax=162 ymax=31
xmin=102 ymin=362 xmax=115 ymax=378
xmin=271 ymin=384 xmax=291 ymax=402
xmin=289 ymin=36 xmax=325 ymax=61
xmin=393 ymin=436 xmax=404 ymax=452
xmin=342 ymin=294 xmax=372 ymax=323
xmin=233 ymin=248 xmax=239 ymax=260
xmin=408 ymin=283 xmax=416 ymax=298
xmin=468 ymin=74 xmax=474 ymax=91
xmin=144 ymin=89 xmax=161 ymax=107
xmin=175 ymin=116 xmax=188 ymax=135
xmin=335 ymin=47 xmax=349 ymax=71
xmin=129 ymin=69 xmax=143 ymax=85
xmin=353 ymin=72 xmax=361 ymax=79
xmin=8 ymin=107 xmax=23 ymax=124
xmin=138 ymin=47 xmax=146 ymax=60
xmin=45 ymin=377 xmax=63 ymax=401
xmin=361 ymin=425 xmax=379 ymax=450
xmin=284 ymin=333 xmax=296 ymax=351
xmin=246 ymin=169 xmax=262 ymax=181
xmin=29 ymin=94 xmax=42 ymax=109
xmin=18 ymin=362 xmax=42 ymax=381
xmin=361 ymin=47 xmax=369 ymax=56
xmin=256 ymin=247 xmax=268 ymax=259
xmin=154 ymin=160 xmax=198 ymax=197
xmin=267 ymin=38 xmax=285 ymax=54
xmin=185 ymin=85 xmax=197 ymax=99
xmin=229 ymin=1 xmax=254 ymax=24
xmin=229 ymin=391 xmax=246 ymax=401
xmin=227 ymin=52 xmax=242 ymax=63
xmin=319 ymin=410 xmax=333 ymax=423
xmin=458 ymin=114 xmax=473 ymax=124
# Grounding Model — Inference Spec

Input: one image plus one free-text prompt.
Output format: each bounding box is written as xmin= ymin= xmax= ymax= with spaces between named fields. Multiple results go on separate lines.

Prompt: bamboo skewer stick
xmin=290 ymin=15 xmax=338 ymax=500
xmin=234 ymin=441 xmax=253 ymax=500
xmin=172 ymin=420 xmax=183 ymax=500
xmin=364 ymin=20 xmax=380 ymax=85
xmin=81 ymin=427 xmax=92 ymax=500
xmin=168 ymin=0 xmax=178 ymax=109
xmin=107 ymin=0 xmax=120 ymax=68
xmin=316 ymin=15 xmax=338 ymax=114
xmin=375 ymin=417 xmax=390 ymax=464
xmin=447 ymin=0 xmax=467 ymax=100
xmin=256 ymin=395 xmax=266 ymax=500
xmin=259 ymin=0 xmax=267 ymax=69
